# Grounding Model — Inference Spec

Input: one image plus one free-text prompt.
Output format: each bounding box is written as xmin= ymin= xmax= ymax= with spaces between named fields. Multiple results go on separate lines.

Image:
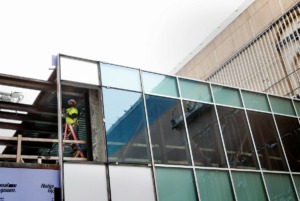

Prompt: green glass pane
xmin=293 ymin=100 xmax=300 ymax=116
xmin=232 ymin=171 xmax=267 ymax=201
xmin=155 ymin=167 xmax=197 ymax=201
xmin=196 ymin=170 xmax=234 ymax=201
xmin=142 ymin=72 xmax=179 ymax=97
xmin=264 ymin=173 xmax=297 ymax=201
xmin=293 ymin=175 xmax=300 ymax=196
xmin=241 ymin=90 xmax=270 ymax=112
xmin=179 ymin=78 xmax=212 ymax=102
xmin=212 ymin=85 xmax=242 ymax=107
xmin=269 ymin=96 xmax=296 ymax=116
xmin=101 ymin=63 xmax=141 ymax=91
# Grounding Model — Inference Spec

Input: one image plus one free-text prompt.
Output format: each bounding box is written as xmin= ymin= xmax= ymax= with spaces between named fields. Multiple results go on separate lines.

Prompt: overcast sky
xmin=0 ymin=0 xmax=249 ymax=80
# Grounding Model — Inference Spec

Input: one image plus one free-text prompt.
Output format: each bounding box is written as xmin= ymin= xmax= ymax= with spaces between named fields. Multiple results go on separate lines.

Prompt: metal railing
xmin=0 ymin=135 xmax=87 ymax=163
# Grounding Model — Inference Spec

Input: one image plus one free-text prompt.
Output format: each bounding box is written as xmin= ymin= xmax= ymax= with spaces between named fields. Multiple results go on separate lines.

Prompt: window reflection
xmin=264 ymin=173 xmax=297 ymax=201
xmin=102 ymin=88 xmax=150 ymax=164
xmin=100 ymin=63 xmax=141 ymax=91
xmin=212 ymin=85 xmax=242 ymax=107
xmin=217 ymin=106 xmax=259 ymax=169
xmin=156 ymin=167 xmax=198 ymax=201
xmin=275 ymin=115 xmax=300 ymax=172
xmin=241 ymin=90 xmax=270 ymax=112
xmin=232 ymin=171 xmax=267 ymax=201
xmin=293 ymin=175 xmax=300 ymax=195
xmin=269 ymin=96 xmax=296 ymax=116
xmin=197 ymin=170 xmax=234 ymax=201
xmin=247 ymin=111 xmax=288 ymax=171
xmin=182 ymin=101 xmax=227 ymax=167
xmin=142 ymin=72 xmax=179 ymax=97
xmin=178 ymin=78 xmax=212 ymax=103
xmin=146 ymin=95 xmax=191 ymax=165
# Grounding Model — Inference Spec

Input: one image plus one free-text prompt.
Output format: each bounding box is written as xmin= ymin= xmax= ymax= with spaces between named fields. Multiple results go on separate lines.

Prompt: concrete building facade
xmin=175 ymin=0 xmax=300 ymax=97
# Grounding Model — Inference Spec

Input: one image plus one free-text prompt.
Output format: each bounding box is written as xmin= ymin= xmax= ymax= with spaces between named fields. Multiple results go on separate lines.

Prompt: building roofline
xmin=169 ymin=0 xmax=255 ymax=75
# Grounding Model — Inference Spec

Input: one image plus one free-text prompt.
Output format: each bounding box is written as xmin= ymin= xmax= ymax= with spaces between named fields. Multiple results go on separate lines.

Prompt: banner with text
xmin=0 ymin=167 xmax=60 ymax=201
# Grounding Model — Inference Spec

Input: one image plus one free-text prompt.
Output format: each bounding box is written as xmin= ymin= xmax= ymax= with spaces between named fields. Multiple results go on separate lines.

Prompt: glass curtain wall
xmin=60 ymin=55 xmax=300 ymax=201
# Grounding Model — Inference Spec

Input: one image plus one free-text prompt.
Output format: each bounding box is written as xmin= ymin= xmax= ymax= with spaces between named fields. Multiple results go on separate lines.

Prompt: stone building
xmin=175 ymin=0 xmax=300 ymax=97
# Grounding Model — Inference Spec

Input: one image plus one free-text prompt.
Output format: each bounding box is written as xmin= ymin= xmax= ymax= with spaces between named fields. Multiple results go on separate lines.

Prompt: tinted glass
xmin=60 ymin=57 xmax=99 ymax=85
xmin=293 ymin=175 xmax=300 ymax=196
xmin=102 ymin=88 xmax=150 ymax=163
xmin=264 ymin=173 xmax=297 ymax=201
xmin=109 ymin=166 xmax=156 ymax=201
xmin=196 ymin=170 xmax=234 ymax=201
xmin=100 ymin=63 xmax=141 ymax=91
xmin=275 ymin=115 xmax=300 ymax=172
xmin=293 ymin=100 xmax=300 ymax=116
xmin=217 ymin=106 xmax=259 ymax=169
xmin=242 ymin=90 xmax=270 ymax=112
xmin=269 ymin=96 xmax=296 ymax=116
xmin=247 ymin=111 xmax=288 ymax=171
xmin=155 ymin=167 xmax=197 ymax=201
xmin=146 ymin=95 xmax=191 ymax=165
xmin=142 ymin=72 xmax=179 ymax=97
xmin=232 ymin=171 xmax=267 ymax=201
xmin=178 ymin=78 xmax=212 ymax=102
xmin=212 ymin=85 xmax=242 ymax=107
xmin=183 ymin=101 xmax=227 ymax=167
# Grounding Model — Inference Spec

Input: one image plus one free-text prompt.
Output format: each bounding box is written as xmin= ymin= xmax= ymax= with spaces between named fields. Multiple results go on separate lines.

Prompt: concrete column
xmin=88 ymin=89 xmax=106 ymax=162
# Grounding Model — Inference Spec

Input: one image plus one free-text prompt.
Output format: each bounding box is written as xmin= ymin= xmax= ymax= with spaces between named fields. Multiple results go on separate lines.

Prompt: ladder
xmin=63 ymin=123 xmax=84 ymax=157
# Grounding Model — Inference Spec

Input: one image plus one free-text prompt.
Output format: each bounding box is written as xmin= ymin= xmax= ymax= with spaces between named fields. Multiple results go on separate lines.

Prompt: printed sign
xmin=0 ymin=167 xmax=60 ymax=201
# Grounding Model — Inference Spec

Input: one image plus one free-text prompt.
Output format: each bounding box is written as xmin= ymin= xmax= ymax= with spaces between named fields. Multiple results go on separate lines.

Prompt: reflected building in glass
xmin=58 ymin=54 xmax=300 ymax=201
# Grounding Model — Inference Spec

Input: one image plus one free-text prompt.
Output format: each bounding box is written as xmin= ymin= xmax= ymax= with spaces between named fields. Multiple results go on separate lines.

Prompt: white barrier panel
xmin=109 ymin=165 xmax=156 ymax=201
xmin=0 ymin=167 xmax=59 ymax=201
xmin=64 ymin=163 xmax=108 ymax=201
xmin=60 ymin=57 xmax=99 ymax=85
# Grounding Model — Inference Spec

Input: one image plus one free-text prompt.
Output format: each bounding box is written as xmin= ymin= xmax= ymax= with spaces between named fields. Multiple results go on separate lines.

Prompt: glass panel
xmin=183 ymin=101 xmax=227 ymax=167
xmin=232 ymin=171 xmax=267 ymax=201
xmin=64 ymin=163 xmax=108 ymax=201
xmin=275 ymin=115 xmax=300 ymax=172
xmin=247 ymin=111 xmax=288 ymax=171
xmin=100 ymin=63 xmax=141 ymax=91
xmin=293 ymin=175 xmax=300 ymax=196
xmin=60 ymin=56 xmax=99 ymax=85
xmin=142 ymin=71 xmax=179 ymax=97
xmin=103 ymin=88 xmax=150 ymax=164
xmin=212 ymin=85 xmax=242 ymax=107
xmin=178 ymin=78 xmax=212 ymax=102
xmin=264 ymin=173 xmax=297 ymax=201
xmin=109 ymin=166 xmax=156 ymax=201
xmin=293 ymin=100 xmax=300 ymax=116
xmin=217 ymin=106 xmax=259 ymax=169
xmin=155 ymin=167 xmax=197 ymax=201
xmin=146 ymin=95 xmax=191 ymax=165
xmin=241 ymin=90 xmax=270 ymax=112
xmin=269 ymin=96 xmax=296 ymax=116
xmin=196 ymin=170 xmax=234 ymax=201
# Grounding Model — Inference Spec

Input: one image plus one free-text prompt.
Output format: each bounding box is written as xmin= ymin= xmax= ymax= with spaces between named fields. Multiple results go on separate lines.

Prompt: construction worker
xmin=63 ymin=99 xmax=83 ymax=157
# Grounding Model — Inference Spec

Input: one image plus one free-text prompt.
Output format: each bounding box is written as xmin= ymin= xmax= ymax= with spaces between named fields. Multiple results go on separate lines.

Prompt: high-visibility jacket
xmin=66 ymin=107 xmax=78 ymax=124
